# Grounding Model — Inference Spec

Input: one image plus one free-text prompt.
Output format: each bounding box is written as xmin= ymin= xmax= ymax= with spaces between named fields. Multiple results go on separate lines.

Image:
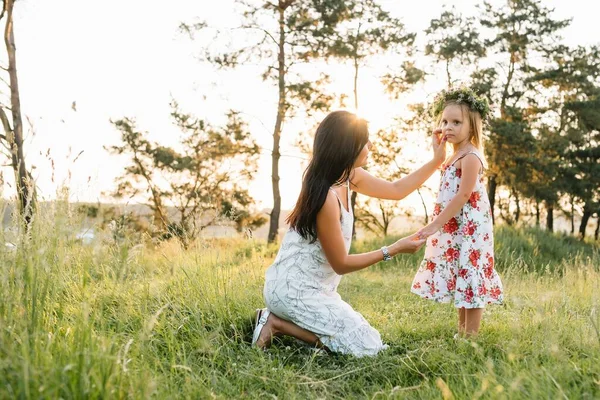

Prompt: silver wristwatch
xmin=381 ymin=246 xmax=392 ymax=261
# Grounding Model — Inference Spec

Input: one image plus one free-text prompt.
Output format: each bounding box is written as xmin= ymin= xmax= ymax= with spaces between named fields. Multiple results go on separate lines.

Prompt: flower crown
xmin=430 ymin=87 xmax=490 ymax=121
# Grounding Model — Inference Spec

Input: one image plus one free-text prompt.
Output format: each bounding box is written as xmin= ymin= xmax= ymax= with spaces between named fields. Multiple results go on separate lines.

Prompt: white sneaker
xmin=251 ymin=308 xmax=271 ymax=346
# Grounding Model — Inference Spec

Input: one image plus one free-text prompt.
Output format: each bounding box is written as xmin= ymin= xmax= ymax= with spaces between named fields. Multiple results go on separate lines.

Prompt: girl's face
xmin=440 ymin=104 xmax=471 ymax=147
xmin=353 ymin=140 xmax=372 ymax=168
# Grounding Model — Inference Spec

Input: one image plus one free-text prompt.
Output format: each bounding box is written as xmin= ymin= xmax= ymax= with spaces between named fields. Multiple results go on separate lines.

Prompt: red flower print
xmin=479 ymin=285 xmax=487 ymax=296
xmin=432 ymin=238 xmax=438 ymax=247
xmin=413 ymin=282 xmax=421 ymax=289
xmin=445 ymin=248 xmax=460 ymax=263
xmin=465 ymin=286 xmax=474 ymax=302
xmin=433 ymin=203 xmax=442 ymax=217
xmin=490 ymin=287 xmax=501 ymax=299
xmin=462 ymin=220 xmax=476 ymax=236
xmin=469 ymin=191 xmax=480 ymax=208
xmin=455 ymin=168 xmax=462 ymax=178
xmin=426 ymin=260 xmax=436 ymax=272
xmin=443 ymin=217 xmax=459 ymax=234
xmin=484 ymin=233 xmax=489 ymax=241
xmin=485 ymin=264 xmax=493 ymax=279
xmin=459 ymin=269 xmax=469 ymax=279
xmin=484 ymin=255 xmax=494 ymax=278
xmin=469 ymin=249 xmax=481 ymax=267
xmin=447 ymin=278 xmax=456 ymax=291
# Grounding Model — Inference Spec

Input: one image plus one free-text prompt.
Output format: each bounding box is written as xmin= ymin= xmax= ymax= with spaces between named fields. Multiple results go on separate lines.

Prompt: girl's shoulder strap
xmin=451 ymin=149 xmax=485 ymax=171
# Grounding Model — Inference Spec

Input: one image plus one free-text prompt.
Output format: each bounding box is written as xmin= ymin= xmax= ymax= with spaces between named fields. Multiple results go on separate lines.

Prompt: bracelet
xmin=381 ymin=246 xmax=392 ymax=262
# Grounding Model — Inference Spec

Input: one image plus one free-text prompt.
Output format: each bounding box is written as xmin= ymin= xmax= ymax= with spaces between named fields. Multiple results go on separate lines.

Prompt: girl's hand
xmin=390 ymin=232 xmax=426 ymax=255
xmin=415 ymin=222 xmax=442 ymax=240
xmin=431 ymin=128 xmax=446 ymax=164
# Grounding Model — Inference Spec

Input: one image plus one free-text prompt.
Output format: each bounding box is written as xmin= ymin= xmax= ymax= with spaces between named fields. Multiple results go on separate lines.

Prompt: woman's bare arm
xmin=316 ymin=191 xmax=425 ymax=275
xmin=350 ymin=130 xmax=446 ymax=200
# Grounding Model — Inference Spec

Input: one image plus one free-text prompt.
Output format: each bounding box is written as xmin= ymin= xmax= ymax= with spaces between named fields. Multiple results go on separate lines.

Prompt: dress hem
xmin=410 ymin=289 xmax=503 ymax=309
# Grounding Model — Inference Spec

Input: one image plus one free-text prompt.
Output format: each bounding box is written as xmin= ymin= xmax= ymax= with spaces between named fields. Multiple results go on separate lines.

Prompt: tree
xmin=107 ymin=102 xmax=264 ymax=247
xmin=324 ymin=0 xmax=417 ymax=237
xmin=564 ymin=92 xmax=600 ymax=239
xmin=0 ymin=0 xmax=35 ymax=229
xmin=527 ymin=125 xmax=568 ymax=231
xmin=424 ymin=7 xmax=485 ymax=88
xmin=480 ymin=0 xmax=570 ymax=223
xmin=183 ymin=0 xmax=347 ymax=242
xmin=527 ymin=45 xmax=600 ymax=237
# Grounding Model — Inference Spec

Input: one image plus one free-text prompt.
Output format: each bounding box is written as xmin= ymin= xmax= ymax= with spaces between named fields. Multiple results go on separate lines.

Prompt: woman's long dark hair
xmin=286 ymin=111 xmax=369 ymax=242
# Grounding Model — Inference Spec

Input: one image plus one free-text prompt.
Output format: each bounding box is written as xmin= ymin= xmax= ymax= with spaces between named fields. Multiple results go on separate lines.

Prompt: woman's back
xmin=265 ymin=183 xmax=353 ymax=292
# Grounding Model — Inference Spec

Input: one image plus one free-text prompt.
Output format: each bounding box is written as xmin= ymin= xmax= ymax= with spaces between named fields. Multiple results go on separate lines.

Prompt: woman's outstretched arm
xmin=316 ymin=191 xmax=425 ymax=275
xmin=351 ymin=130 xmax=445 ymax=200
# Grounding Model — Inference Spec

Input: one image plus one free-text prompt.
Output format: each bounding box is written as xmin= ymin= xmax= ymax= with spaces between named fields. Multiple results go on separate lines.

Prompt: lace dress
xmin=263 ymin=182 xmax=387 ymax=356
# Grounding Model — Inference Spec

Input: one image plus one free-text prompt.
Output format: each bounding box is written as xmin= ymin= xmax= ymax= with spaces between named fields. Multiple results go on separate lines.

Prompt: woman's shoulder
xmin=319 ymin=190 xmax=342 ymax=218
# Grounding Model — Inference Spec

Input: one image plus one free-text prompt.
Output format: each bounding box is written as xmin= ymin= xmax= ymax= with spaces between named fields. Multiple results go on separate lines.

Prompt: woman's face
xmin=353 ymin=140 xmax=372 ymax=168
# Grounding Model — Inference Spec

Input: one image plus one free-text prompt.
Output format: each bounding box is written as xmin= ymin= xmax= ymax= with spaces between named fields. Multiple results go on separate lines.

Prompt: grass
xmin=0 ymin=200 xmax=599 ymax=398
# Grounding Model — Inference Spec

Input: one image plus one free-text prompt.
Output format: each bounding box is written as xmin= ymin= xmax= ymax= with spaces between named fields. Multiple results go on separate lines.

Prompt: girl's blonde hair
xmin=438 ymin=101 xmax=488 ymax=168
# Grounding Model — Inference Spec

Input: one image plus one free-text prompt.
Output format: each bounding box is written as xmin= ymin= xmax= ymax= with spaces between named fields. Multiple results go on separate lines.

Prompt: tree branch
xmin=239 ymin=25 xmax=278 ymax=46
xmin=0 ymin=1 xmax=6 ymax=22
xmin=0 ymin=105 xmax=13 ymax=139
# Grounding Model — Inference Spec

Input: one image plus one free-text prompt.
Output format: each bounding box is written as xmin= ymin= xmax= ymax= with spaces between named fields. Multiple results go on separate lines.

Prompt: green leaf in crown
xmin=430 ymin=86 xmax=491 ymax=121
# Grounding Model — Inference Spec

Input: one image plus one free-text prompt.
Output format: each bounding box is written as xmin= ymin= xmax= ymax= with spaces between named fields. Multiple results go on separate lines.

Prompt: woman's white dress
xmin=263 ymin=182 xmax=387 ymax=356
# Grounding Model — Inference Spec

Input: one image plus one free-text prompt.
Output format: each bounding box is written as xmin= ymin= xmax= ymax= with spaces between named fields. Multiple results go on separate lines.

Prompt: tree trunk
xmin=535 ymin=200 xmax=540 ymax=227
xmin=353 ymin=55 xmax=359 ymax=111
xmin=350 ymin=32 xmax=360 ymax=239
xmin=513 ymin=188 xmax=520 ymax=223
xmin=381 ymin=205 xmax=389 ymax=237
xmin=579 ymin=203 xmax=592 ymax=240
xmin=1 ymin=0 xmax=34 ymax=228
xmin=267 ymin=4 xmax=286 ymax=243
xmin=500 ymin=55 xmax=516 ymax=119
xmin=350 ymin=191 xmax=358 ymax=238
xmin=546 ymin=202 xmax=553 ymax=232
xmin=570 ymin=196 xmax=575 ymax=234
xmin=487 ymin=176 xmax=497 ymax=225
xmin=446 ymin=60 xmax=451 ymax=88
xmin=594 ymin=214 xmax=599 ymax=241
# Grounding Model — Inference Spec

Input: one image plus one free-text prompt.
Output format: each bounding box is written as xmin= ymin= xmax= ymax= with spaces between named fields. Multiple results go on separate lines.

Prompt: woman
xmin=253 ymin=110 xmax=446 ymax=356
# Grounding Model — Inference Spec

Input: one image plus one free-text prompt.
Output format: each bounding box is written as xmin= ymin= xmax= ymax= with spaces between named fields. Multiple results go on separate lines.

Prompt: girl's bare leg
xmin=464 ymin=308 xmax=484 ymax=337
xmin=458 ymin=308 xmax=466 ymax=335
xmin=256 ymin=312 xmax=325 ymax=349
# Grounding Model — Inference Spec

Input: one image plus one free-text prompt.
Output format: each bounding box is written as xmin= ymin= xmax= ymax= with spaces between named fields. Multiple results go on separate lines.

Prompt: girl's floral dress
xmin=411 ymin=150 xmax=503 ymax=308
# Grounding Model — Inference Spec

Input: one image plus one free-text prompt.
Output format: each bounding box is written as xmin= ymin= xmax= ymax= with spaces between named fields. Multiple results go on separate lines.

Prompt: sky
xmin=1 ymin=0 xmax=599 ymax=213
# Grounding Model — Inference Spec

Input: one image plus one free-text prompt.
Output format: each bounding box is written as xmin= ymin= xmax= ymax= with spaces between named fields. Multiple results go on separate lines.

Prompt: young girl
xmin=411 ymin=87 xmax=503 ymax=337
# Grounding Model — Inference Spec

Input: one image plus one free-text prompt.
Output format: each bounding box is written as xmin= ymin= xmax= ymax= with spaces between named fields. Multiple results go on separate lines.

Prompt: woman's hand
xmin=390 ymin=232 xmax=427 ymax=255
xmin=431 ymin=128 xmax=446 ymax=165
